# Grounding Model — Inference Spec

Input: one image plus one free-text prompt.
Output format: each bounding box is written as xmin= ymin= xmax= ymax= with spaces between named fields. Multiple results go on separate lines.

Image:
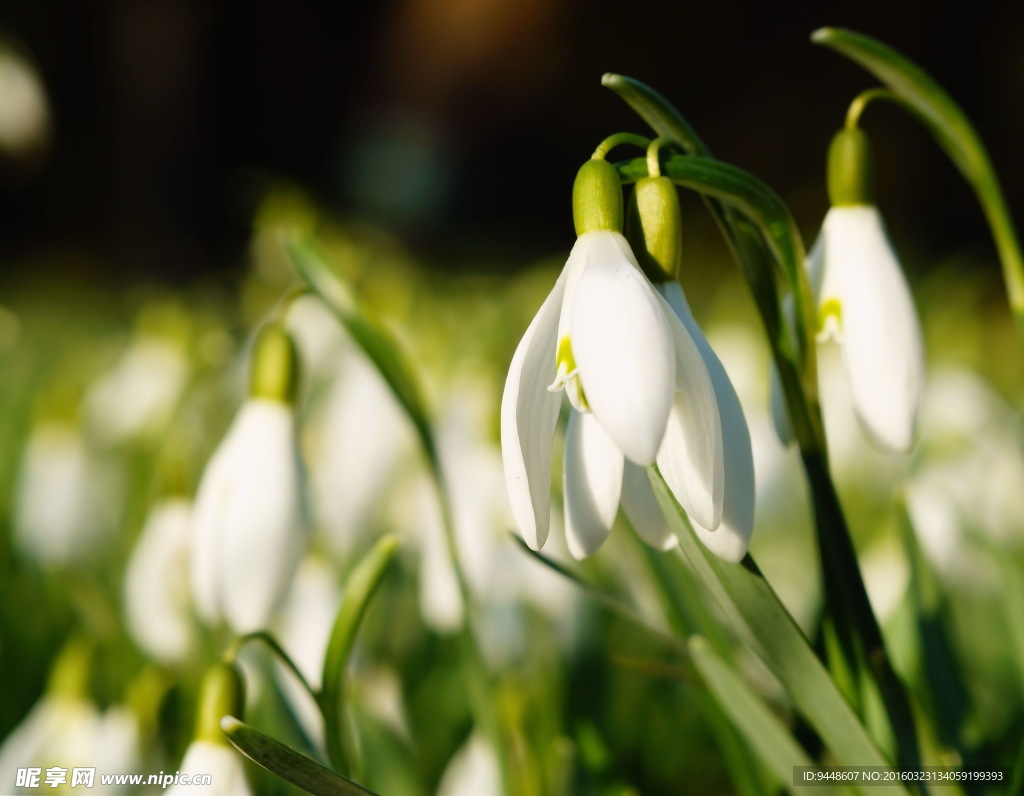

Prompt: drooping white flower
xmin=166 ymin=740 xmax=252 ymax=796
xmin=13 ymin=423 xmax=119 ymax=567
xmin=123 ymin=498 xmax=195 ymax=665
xmin=437 ymin=732 xmax=501 ymax=796
xmin=774 ymin=128 xmax=924 ymax=454
xmin=502 ymin=159 xmax=725 ymax=560
xmin=621 ymin=281 xmax=755 ymax=563
xmin=808 ymin=204 xmax=923 ymax=452
xmin=190 ymin=324 xmax=308 ymax=634
xmin=83 ymin=335 xmax=189 ymax=444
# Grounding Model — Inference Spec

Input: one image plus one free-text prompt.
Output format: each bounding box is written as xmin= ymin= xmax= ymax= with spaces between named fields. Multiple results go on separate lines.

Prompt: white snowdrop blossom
xmin=123 ymin=498 xmax=195 ymax=664
xmin=807 ymin=205 xmax=924 ymax=452
xmin=83 ymin=335 xmax=189 ymax=444
xmin=166 ymin=740 xmax=251 ymax=796
xmin=502 ymin=160 xmax=725 ymax=560
xmin=14 ymin=423 xmax=117 ymax=567
xmin=191 ymin=323 xmax=308 ymax=634
xmin=774 ymin=128 xmax=923 ymax=454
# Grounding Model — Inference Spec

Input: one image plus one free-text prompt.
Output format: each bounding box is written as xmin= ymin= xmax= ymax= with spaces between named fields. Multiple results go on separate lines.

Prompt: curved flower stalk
xmin=191 ymin=323 xmax=309 ymax=634
xmin=502 ymin=158 xmax=725 ymax=560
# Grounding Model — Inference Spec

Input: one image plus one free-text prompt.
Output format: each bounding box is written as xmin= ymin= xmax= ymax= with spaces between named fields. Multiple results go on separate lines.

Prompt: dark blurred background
xmin=1 ymin=0 xmax=1022 ymax=285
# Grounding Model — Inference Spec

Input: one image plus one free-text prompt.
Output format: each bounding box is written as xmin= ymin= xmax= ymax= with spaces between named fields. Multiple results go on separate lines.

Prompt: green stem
xmin=226 ymin=631 xmax=320 ymax=705
xmin=592 ymin=132 xmax=652 ymax=161
xmin=845 ymin=88 xmax=901 ymax=130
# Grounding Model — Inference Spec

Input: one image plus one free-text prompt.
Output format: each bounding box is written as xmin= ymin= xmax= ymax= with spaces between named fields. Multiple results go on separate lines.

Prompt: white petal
xmin=563 ymin=411 xmax=624 ymax=559
xmin=569 ymin=230 xmax=674 ymax=465
xmin=822 ymin=206 xmax=923 ymax=452
xmin=661 ymin=283 xmax=755 ymax=561
xmin=620 ymin=463 xmax=676 ymax=550
xmin=124 ymin=499 xmax=195 ymax=664
xmin=500 ymin=272 xmax=565 ymax=549
xmin=191 ymin=399 xmax=308 ymax=634
xmin=652 ymin=290 xmax=724 ymax=531
xmin=168 ymin=741 xmax=252 ymax=795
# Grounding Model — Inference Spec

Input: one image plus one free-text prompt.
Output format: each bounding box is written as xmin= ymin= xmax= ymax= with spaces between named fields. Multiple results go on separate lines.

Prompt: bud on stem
xmin=249 ymin=323 xmax=300 ymax=404
xmin=626 ymin=175 xmax=683 ymax=283
xmin=573 ymin=158 xmax=624 ymax=235
xmin=827 ymin=128 xmax=874 ymax=207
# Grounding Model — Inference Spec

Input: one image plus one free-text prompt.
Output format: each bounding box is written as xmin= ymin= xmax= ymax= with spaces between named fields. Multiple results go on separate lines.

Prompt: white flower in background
xmin=774 ymin=128 xmax=923 ymax=454
xmin=807 ymin=204 xmax=923 ymax=452
xmin=166 ymin=740 xmax=251 ymax=796
xmin=191 ymin=323 xmax=309 ymax=634
xmin=906 ymin=367 xmax=1024 ymax=583
xmin=84 ymin=336 xmax=189 ymax=444
xmin=273 ymin=556 xmax=342 ymax=744
xmin=437 ymin=732 xmax=500 ymax=796
xmin=502 ymin=159 xmax=724 ymax=560
xmin=0 ymin=44 xmax=50 ymax=158
xmin=0 ymin=643 xmax=140 ymax=792
xmin=309 ymin=349 xmax=418 ymax=560
xmin=123 ymin=498 xmax=195 ymax=665
xmin=14 ymin=423 xmax=117 ymax=567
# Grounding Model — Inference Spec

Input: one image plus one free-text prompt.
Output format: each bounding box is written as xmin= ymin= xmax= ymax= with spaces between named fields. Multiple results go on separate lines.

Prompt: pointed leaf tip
xmin=810 ymin=27 xmax=836 ymax=44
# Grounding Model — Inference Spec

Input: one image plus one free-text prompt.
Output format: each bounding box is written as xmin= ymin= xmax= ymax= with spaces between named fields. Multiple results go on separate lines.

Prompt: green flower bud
xmin=827 ymin=128 xmax=874 ymax=207
xmin=195 ymin=661 xmax=245 ymax=745
xmin=249 ymin=323 xmax=300 ymax=404
xmin=573 ymin=158 xmax=624 ymax=236
xmin=626 ymin=175 xmax=682 ymax=283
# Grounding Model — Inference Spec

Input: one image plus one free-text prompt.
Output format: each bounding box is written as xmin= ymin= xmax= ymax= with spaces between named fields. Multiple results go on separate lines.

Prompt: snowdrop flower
xmin=502 ymin=158 xmax=725 ymax=560
xmin=191 ymin=323 xmax=309 ymax=634
xmin=168 ymin=663 xmax=251 ymax=796
xmin=624 ymin=174 xmax=755 ymax=562
xmin=83 ymin=334 xmax=189 ymax=444
xmin=778 ymin=128 xmax=923 ymax=453
xmin=14 ymin=422 xmax=118 ymax=567
xmin=124 ymin=498 xmax=195 ymax=665
xmin=0 ymin=641 xmax=140 ymax=791
xmin=437 ymin=732 xmax=501 ymax=796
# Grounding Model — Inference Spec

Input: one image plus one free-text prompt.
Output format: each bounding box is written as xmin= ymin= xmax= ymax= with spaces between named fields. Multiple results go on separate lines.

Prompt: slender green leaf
xmin=321 ymin=535 xmax=399 ymax=775
xmin=689 ymin=636 xmax=836 ymax=796
xmin=646 ymin=468 xmax=909 ymax=796
xmin=812 ymin=27 xmax=1024 ymax=334
xmin=222 ymin=716 xmax=380 ymax=796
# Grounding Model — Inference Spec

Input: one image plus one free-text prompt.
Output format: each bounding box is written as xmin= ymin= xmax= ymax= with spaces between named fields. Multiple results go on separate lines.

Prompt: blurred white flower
xmin=308 ymin=350 xmax=417 ymax=560
xmin=906 ymin=367 xmax=1024 ymax=583
xmin=14 ymin=423 xmax=117 ymax=567
xmin=0 ymin=45 xmax=50 ymax=158
xmin=166 ymin=741 xmax=251 ymax=796
xmin=123 ymin=498 xmax=195 ymax=665
xmin=273 ymin=556 xmax=342 ymax=745
xmin=436 ymin=733 xmax=500 ymax=796
xmin=807 ymin=205 xmax=924 ymax=453
xmin=0 ymin=697 xmax=140 ymax=792
xmin=83 ymin=336 xmax=189 ymax=444
xmin=502 ymin=229 xmax=724 ymax=559
xmin=191 ymin=399 xmax=308 ymax=634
